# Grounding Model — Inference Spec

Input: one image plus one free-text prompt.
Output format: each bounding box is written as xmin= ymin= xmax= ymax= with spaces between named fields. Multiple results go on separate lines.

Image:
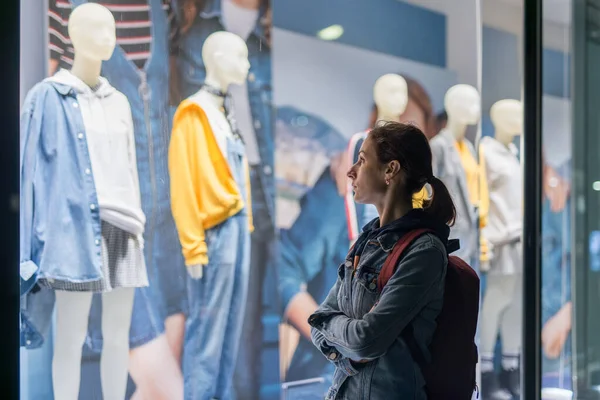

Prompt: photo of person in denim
xmin=279 ymin=78 xmax=436 ymax=387
xmin=169 ymin=1 xmax=274 ymax=399
xmin=541 ymin=160 xmax=572 ymax=390
xmin=47 ymin=1 xmax=187 ymax=398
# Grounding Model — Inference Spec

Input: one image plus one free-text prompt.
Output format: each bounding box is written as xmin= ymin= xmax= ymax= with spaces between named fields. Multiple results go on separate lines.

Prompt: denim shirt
xmin=20 ymin=80 xmax=104 ymax=293
xmin=173 ymin=0 xmax=275 ymax=234
xmin=20 ymin=80 xmax=103 ymax=346
xmin=309 ymin=211 xmax=449 ymax=399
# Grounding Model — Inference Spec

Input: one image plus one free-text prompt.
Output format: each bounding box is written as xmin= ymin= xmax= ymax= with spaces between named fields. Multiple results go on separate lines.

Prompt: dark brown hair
xmin=369 ymin=121 xmax=456 ymax=225
xmin=368 ymin=76 xmax=435 ymax=139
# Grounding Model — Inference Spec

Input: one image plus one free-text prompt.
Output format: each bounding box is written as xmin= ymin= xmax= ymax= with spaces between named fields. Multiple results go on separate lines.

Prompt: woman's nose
xmin=347 ymin=166 xmax=355 ymax=179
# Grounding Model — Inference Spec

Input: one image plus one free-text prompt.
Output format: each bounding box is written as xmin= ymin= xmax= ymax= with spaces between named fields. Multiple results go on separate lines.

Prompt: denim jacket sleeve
xmin=19 ymin=90 xmax=42 ymax=295
xmin=310 ymin=272 xmax=360 ymax=376
xmin=309 ymin=236 xmax=446 ymax=361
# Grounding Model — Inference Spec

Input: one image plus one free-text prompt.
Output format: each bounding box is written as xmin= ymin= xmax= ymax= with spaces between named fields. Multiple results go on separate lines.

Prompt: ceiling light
xmin=317 ymin=25 xmax=344 ymax=41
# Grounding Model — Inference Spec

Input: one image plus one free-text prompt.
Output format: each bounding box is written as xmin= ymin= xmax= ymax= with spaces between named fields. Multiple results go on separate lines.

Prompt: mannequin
xmin=20 ymin=4 xmax=146 ymax=400
xmin=373 ymin=73 xmax=409 ymax=124
xmin=480 ymin=99 xmax=524 ymax=399
xmin=430 ymin=84 xmax=489 ymax=269
xmin=345 ymin=74 xmax=409 ymax=243
xmin=169 ymin=31 xmax=253 ymax=399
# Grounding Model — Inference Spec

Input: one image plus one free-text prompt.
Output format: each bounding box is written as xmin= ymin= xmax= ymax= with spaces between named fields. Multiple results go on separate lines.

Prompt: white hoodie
xmin=49 ymin=69 xmax=146 ymax=236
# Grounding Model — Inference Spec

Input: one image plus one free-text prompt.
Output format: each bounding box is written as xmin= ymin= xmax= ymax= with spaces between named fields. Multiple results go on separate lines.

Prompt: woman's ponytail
xmin=423 ymin=176 xmax=456 ymax=226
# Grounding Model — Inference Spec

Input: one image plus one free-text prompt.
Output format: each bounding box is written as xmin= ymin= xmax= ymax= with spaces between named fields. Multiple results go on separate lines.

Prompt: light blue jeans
xmin=183 ymin=213 xmax=250 ymax=400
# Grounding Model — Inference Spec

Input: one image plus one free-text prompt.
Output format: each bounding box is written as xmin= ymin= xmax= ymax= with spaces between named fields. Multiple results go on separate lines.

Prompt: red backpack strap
xmin=377 ymin=229 xmax=433 ymax=291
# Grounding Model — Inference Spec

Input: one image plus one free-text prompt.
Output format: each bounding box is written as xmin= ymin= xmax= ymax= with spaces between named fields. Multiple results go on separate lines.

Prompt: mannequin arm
xmin=168 ymin=108 xmax=209 ymax=266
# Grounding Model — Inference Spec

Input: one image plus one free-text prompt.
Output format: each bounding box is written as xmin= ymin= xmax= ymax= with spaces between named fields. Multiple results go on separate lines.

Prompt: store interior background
xmin=18 ymin=0 xmax=573 ymax=399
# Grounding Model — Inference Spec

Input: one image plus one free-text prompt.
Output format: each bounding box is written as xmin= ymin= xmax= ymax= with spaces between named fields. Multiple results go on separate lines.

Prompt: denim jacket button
xmin=90 ymin=204 xmax=96 ymax=211
xmin=263 ymin=165 xmax=272 ymax=175
xmin=369 ymin=282 xmax=377 ymax=290
xmin=85 ymin=168 xmax=91 ymax=175
xmin=73 ymin=102 xmax=79 ymax=108
xmin=345 ymin=260 xmax=352 ymax=267
xmin=254 ymin=119 xmax=262 ymax=130
xmin=328 ymin=352 xmax=338 ymax=360
xmin=77 ymin=133 xmax=84 ymax=140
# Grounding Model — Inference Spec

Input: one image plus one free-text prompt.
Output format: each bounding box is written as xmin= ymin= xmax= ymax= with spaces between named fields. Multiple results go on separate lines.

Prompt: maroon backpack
xmin=377 ymin=229 xmax=480 ymax=400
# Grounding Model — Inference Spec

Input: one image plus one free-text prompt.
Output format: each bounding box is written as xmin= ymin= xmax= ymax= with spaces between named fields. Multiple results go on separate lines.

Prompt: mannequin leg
xmin=480 ymin=275 xmax=513 ymax=400
xmin=499 ymin=273 xmax=523 ymax=396
xmin=53 ymin=290 xmax=94 ymax=400
xmin=100 ymin=288 xmax=135 ymax=400
xmin=480 ymin=275 xmax=511 ymax=372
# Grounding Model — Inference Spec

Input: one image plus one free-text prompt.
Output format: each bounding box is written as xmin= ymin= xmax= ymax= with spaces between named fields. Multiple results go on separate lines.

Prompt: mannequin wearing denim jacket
xmin=67 ymin=0 xmax=188 ymax=353
xmin=171 ymin=1 xmax=275 ymax=396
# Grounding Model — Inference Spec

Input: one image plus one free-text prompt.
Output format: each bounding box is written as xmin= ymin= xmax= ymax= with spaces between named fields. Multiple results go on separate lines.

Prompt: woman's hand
xmin=542 ymin=302 xmax=572 ymax=359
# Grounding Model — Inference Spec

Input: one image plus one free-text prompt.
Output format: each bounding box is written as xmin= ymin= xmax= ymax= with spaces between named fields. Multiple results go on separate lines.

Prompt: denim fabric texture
xmin=68 ymin=0 xmax=188 ymax=350
xmin=182 ymin=134 xmax=251 ymax=400
xmin=541 ymin=197 xmax=572 ymax=375
xmin=19 ymin=78 xmax=105 ymax=347
xmin=309 ymin=210 xmax=450 ymax=399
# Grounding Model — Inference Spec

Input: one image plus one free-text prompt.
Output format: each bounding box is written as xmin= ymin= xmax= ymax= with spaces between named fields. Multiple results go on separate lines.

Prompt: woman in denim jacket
xmin=309 ymin=122 xmax=457 ymax=399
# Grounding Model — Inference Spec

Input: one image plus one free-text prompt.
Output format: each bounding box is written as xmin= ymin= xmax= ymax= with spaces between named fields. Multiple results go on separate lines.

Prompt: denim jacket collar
xmin=359 ymin=210 xmax=451 ymax=254
xmin=200 ymin=0 xmax=268 ymax=41
xmin=49 ymin=81 xmax=76 ymax=97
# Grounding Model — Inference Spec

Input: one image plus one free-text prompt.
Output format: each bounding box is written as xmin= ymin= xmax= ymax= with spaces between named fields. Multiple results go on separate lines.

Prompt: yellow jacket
xmin=169 ymin=100 xmax=253 ymax=266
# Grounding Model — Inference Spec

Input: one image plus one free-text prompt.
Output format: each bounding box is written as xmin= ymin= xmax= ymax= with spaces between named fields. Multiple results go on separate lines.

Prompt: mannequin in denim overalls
xmin=169 ymin=31 xmax=252 ymax=400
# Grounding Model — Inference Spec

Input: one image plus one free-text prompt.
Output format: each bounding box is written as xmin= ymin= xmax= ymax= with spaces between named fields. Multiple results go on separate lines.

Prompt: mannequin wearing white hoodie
xmin=41 ymin=4 xmax=147 ymax=400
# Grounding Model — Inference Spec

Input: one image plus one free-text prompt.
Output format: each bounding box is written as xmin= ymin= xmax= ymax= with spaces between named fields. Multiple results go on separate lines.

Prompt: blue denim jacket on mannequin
xmin=172 ymin=0 xmax=275 ymax=234
xmin=19 ymin=79 xmax=103 ymax=347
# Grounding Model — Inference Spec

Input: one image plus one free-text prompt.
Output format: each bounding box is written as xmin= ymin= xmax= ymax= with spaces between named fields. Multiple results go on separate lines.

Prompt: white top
xmin=50 ymin=69 xmax=145 ymax=236
xmin=221 ymin=0 xmax=262 ymax=165
xmin=481 ymin=136 xmax=523 ymax=274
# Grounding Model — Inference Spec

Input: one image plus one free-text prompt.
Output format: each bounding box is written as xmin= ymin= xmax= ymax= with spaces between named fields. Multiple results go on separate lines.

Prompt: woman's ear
xmin=386 ymin=160 xmax=401 ymax=179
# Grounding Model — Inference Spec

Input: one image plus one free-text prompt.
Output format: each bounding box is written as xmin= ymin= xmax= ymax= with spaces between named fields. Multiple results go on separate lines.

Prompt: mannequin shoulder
xmin=22 ymin=81 xmax=67 ymax=114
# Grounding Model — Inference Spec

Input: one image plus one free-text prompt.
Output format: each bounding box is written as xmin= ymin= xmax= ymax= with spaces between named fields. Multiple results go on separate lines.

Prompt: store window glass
xmin=18 ymin=1 xmax=530 ymax=400
xmin=571 ymin=0 xmax=600 ymax=398
xmin=539 ymin=0 xmax=574 ymax=398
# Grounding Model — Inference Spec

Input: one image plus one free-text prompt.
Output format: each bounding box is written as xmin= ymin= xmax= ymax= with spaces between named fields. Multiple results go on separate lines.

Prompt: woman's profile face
xmin=347 ymin=137 xmax=386 ymax=205
xmin=399 ymin=98 xmax=426 ymax=132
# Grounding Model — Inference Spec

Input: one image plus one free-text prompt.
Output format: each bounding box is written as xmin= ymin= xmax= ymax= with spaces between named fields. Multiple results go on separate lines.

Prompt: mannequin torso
xmin=171 ymin=31 xmax=251 ymax=279
xmin=481 ymin=99 xmax=524 ymax=266
xmin=430 ymin=84 xmax=485 ymax=265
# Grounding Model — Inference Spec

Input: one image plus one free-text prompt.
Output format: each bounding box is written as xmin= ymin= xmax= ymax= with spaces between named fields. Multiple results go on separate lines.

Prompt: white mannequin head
xmin=202 ymin=31 xmax=250 ymax=92
xmin=490 ymin=99 xmax=523 ymax=144
xmin=373 ymin=74 xmax=408 ymax=122
xmin=444 ymin=84 xmax=481 ymax=139
xmin=69 ymin=3 xmax=116 ymax=62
